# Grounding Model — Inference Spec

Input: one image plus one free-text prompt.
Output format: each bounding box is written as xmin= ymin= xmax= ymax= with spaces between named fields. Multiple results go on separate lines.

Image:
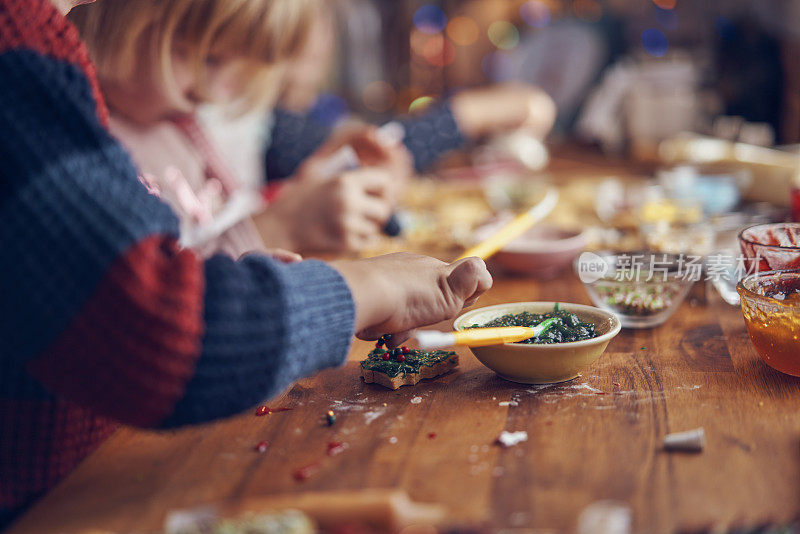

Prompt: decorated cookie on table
xmin=360 ymin=334 xmax=458 ymax=390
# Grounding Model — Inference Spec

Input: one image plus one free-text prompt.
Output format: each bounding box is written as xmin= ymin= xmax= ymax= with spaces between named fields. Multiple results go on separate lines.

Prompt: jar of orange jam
xmin=737 ymin=270 xmax=800 ymax=376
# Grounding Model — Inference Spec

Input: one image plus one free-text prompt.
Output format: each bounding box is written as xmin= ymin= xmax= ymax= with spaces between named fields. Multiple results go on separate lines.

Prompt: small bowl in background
xmin=640 ymin=219 xmax=716 ymax=257
xmin=472 ymin=223 xmax=586 ymax=278
xmin=739 ymin=223 xmax=800 ymax=273
xmin=657 ymin=165 xmax=747 ymax=215
xmin=454 ymin=302 xmax=621 ymax=384
xmin=575 ymin=252 xmax=695 ymax=329
xmin=737 ymin=269 xmax=800 ymax=377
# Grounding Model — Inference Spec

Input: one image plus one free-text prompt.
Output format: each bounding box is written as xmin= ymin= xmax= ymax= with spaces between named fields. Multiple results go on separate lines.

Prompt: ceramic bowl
xmin=472 ymin=224 xmax=587 ymax=278
xmin=453 ymin=302 xmax=621 ymax=384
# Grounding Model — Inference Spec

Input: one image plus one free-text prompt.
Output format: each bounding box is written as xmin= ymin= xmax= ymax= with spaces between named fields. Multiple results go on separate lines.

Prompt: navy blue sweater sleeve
xmin=264 ymin=104 xmax=467 ymax=180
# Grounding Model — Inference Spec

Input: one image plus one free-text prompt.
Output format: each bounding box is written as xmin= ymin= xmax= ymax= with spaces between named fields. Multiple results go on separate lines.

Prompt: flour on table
xmin=496 ymin=430 xmax=528 ymax=447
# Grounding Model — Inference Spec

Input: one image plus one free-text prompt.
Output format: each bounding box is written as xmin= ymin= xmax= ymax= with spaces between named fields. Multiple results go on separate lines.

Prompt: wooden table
xmin=8 ymin=276 xmax=800 ymax=533
xmin=8 ymin=152 xmax=800 ymax=533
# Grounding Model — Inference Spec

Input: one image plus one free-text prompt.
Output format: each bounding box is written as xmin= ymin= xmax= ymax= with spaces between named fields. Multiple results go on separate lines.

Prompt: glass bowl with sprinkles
xmin=574 ymin=251 xmax=695 ymax=329
xmin=454 ymin=302 xmax=621 ymax=384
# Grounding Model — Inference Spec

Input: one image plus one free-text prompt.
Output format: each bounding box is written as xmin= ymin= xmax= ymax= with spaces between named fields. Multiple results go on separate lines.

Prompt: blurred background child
xmin=71 ymin=0 xmax=410 ymax=257
xmin=71 ymin=0 xmax=556 ymax=256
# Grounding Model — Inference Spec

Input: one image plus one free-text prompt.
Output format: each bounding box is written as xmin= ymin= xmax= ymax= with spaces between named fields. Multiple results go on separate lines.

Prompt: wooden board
xmin=7 ymin=273 xmax=800 ymax=533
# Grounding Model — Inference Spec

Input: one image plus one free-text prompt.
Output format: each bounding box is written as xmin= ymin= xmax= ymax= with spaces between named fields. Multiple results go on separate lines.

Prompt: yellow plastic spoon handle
xmin=456 ymin=187 xmax=559 ymax=261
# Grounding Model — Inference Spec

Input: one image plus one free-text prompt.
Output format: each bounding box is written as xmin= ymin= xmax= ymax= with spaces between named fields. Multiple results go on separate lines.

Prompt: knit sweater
xmin=0 ymin=0 xmax=355 ymax=526
xmin=264 ymin=104 xmax=467 ymax=181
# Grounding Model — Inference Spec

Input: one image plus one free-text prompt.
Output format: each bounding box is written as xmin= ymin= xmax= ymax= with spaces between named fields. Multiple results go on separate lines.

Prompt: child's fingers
xmin=265 ymin=249 xmax=303 ymax=263
xmin=446 ymin=257 xmax=493 ymax=305
xmin=354 ymin=195 xmax=393 ymax=226
xmin=385 ymin=330 xmax=412 ymax=349
xmin=316 ymin=124 xmax=377 ymax=158
xmin=344 ymin=168 xmax=392 ymax=198
xmin=463 ymin=295 xmax=481 ymax=308
xmin=340 ymin=220 xmax=381 ymax=252
xmin=349 ymin=129 xmax=387 ymax=158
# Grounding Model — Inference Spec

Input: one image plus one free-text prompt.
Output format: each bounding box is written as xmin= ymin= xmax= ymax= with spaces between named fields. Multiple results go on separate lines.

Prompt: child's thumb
xmin=446 ymin=257 xmax=492 ymax=305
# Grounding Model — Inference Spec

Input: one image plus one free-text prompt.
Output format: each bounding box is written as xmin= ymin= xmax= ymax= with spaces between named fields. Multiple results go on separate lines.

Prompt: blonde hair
xmin=70 ymin=0 xmax=319 ymax=113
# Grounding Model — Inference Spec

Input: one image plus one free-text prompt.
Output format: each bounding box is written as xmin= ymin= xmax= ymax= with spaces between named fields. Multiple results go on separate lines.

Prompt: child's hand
xmin=451 ymin=83 xmax=556 ymax=140
xmin=332 ymin=254 xmax=493 ymax=342
xmin=306 ymin=124 xmax=413 ymax=199
xmin=254 ymin=167 xmax=394 ymax=253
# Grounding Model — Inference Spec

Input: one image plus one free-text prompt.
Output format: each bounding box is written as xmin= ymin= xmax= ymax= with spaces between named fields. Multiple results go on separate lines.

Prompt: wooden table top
xmin=8 ymin=152 xmax=800 ymax=533
xmin=8 ymin=275 xmax=800 ymax=533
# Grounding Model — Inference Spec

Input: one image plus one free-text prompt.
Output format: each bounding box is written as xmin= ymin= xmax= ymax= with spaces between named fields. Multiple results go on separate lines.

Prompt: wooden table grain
xmin=7 ymin=274 xmax=800 ymax=533
xmin=7 ymin=153 xmax=800 ymax=533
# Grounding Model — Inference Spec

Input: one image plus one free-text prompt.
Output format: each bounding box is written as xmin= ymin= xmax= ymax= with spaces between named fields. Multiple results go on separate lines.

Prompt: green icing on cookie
xmin=360 ymin=348 xmax=457 ymax=378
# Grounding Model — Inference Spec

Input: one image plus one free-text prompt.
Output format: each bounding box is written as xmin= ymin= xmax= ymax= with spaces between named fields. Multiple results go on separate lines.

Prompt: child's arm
xmin=449 ymin=83 xmax=556 ymax=141
xmin=0 ymin=49 xmax=491 ymax=429
xmin=265 ymin=82 xmax=555 ymax=179
xmin=265 ymin=104 xmax=466 ymax=178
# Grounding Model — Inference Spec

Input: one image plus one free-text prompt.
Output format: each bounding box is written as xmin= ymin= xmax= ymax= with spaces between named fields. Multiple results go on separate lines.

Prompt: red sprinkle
xmin=596 ymin=391 xmax=607 ymax=395
xmin=397 ymin=354 xmax=406 ymax=362
xmin=255 ymin=406 xmax=292 ymax=416
xmin=254 ymin=441 xmax=269 ymax=453
xmin=327 ymin=441 xmax=348 ymax=457
xmin=401 ymin=346 xmax=410 ymax=354
xmin=293 ymin=462 xmax=321 ymax=482
xmin=428 ymin=432 xmax=437 ymax=439
xmin=382 ymin=353 xmax=391 ymax=361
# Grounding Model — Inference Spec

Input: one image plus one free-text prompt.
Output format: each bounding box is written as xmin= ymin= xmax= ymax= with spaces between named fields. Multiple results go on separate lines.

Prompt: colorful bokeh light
xmin=409 ymin=96 xmax=435 ymax=113
xmin=410 ymin=29 xmax=431 ymax=57
xmin=413 ymin=4 xmax=447 ymax=35
xmin=422 ymin=34 xmax=456 ymax=66
xmin=447 ymin=16 xmax=479 ymax=46
xmin=488 ymin=21 xmax=520 ymax=50
xmin=362 ymin=81 xmax=396 ymax=113
xmin=520 ymin=0 xmax=551 ymax=28
xmin=641 ymin=28 xmax=669 ymax=57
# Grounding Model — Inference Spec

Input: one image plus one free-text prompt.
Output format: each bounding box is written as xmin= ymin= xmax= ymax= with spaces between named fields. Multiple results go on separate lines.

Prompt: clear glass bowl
xmin=737 ymin=269 xmax=800 ymax=377
xmin=738 ymin=223 xmax=800 ymax=274
xmin=575 ymin=252 xmax=696 ymax=329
